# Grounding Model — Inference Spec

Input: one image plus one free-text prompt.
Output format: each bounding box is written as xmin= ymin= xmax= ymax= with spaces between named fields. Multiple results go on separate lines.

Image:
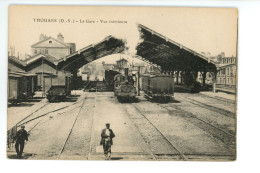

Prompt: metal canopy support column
xmin=180 ymin=71 xmax=183 ymax=84
xmin=202 ymin=70 xmax=207 ymax=86
xmin=176 ymin=71 xmax=179 ymax=84
xmin=212 ymin=70 xmax=218 ymax=93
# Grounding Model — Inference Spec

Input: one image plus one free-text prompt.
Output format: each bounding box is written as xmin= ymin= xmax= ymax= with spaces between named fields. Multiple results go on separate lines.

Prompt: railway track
xmin=16 ymin=102 xmax=50 ymax=128
xmin=86 ymin=96 xmax=96 ymax=160
xmin=128 ymin=104 xmax=188 ymax=161
xmin=57 ymin=96 xmax=87 ymax=159
xmin=186 ymin=97 xmax=235 ymax=119
xmin=17 ymin=97 xmax=88 ymax=129
xmin=125 ymin=105 xmax=157 ymax=160
xmin=200 ymin=94 xmax=236 ymax=104
xmin=159 ymin=103 xmax=236 ymax=151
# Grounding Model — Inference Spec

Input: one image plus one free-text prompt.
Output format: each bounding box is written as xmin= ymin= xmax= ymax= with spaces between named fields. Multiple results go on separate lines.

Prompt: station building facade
xmin=31 ymin=33 xmax=76 ymax=60
xmin=196 ymin=52 xmax=237 ymax=87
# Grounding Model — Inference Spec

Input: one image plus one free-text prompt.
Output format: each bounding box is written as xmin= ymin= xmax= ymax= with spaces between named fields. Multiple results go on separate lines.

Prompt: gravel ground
xmin=7 ymin=99 xmax=48 ymax=130
xmin=171 ymin=93 xmax=236 ymax=134
xmin=7 ymin=91 xmax=236 ymax=161
xmin=177 ymin=93 xmax=236 ymax=113
xmin=59 ymin=96 xmax=95 ymax=160
xmin=134 ymin=100 xmax=235 ymax=160
xmin=123 ymin=104 xmax=183 ymax=160
xmin=166 ymin=102 xmax=236 ymax=135
xmin=88 ymin=92 xmax=151 ymax=160
xmin=15 ymin=94 xmax=87 ymax=159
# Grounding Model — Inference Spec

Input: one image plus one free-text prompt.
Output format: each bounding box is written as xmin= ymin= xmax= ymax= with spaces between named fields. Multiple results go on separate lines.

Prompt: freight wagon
xmin=46 ymin=71 xmax=72 ymax=102
xmin=141 ymin=74 xmax=174 ymax=102
xmin=8 ymin=72 xmax=37 ymax=104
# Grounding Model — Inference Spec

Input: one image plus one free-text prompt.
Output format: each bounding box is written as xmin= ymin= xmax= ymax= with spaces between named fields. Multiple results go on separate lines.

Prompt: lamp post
xmin=54 ymin=60 xmax=58 ymax=75
xmin=132 ymin=64 xmax=144 ymax=96
xmin=41 ymin=58 xmax=44 ymax=97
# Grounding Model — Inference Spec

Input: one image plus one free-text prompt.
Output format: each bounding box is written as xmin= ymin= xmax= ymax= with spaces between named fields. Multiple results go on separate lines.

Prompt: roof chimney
xmin=39 ymin=34 xmax=46 ymax=41
xmin=220 ymin=52 xmax=225 ymax=58
xmin=57 ymin=33 xmax=64 ymax=42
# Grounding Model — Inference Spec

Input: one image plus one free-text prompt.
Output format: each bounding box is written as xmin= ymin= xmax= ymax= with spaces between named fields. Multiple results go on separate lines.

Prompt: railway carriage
xmin=8 ymin=72 xmax=37 ymax=104
xmin=141 ymin=74 xmax=174 ymax=102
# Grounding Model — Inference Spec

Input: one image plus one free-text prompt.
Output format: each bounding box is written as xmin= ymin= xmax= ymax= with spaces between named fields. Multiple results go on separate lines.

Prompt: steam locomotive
xmin=114 ymin=73 xmax=137 ymax=102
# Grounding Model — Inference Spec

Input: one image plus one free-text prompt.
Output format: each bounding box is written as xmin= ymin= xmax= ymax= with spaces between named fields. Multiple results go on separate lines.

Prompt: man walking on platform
xmin=100 ymin=123 xmax=115 ymax=160
xmin=15 ymin=125 xmax=28 ymax=158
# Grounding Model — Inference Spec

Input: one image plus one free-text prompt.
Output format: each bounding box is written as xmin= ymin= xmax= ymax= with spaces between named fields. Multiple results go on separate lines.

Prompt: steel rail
xmin=187 ymin=98 xmax=235 ymax=119
xmin=87 ymin=96 xmax=96 ymax=160
xmin=18 ymin=97 xmax=87 ymax=127
xmin=124 ymin=104 xmax=157 ymax=160
xmin=133 ymin=104 xmax=188 ymax=161
xmin=57 ymin=96 xmax=87 ymax=158
xmin=183 ymin=100 xmax=235 ymax=137
xmin=16 ymin=102 xmax=49 ymax=127
xmin=160 ymin=103 xmax=236 ymax=151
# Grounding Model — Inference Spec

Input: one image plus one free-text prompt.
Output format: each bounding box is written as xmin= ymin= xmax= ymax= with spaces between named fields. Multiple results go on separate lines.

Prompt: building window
xmin=227 ymin=68 xmax=230 ymax=75
xmin=49 ymin=40 xmax=52 ymax=44
xmin=45 ymin=49 xmax=48 ymax=54
xmin=227 ymin=78 xmax=229 ymax=84
xmin=34 ymin=49 xmax=37 ymax=54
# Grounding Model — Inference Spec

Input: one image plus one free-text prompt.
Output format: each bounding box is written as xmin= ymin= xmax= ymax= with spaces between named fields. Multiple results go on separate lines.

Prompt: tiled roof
xmin=8 ymin=56 xmax=26 ymax=66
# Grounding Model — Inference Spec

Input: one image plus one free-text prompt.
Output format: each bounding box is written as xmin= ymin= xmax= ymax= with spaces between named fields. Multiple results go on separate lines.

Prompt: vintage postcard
xmin=7 ymin=5 xmax=237 ymax=161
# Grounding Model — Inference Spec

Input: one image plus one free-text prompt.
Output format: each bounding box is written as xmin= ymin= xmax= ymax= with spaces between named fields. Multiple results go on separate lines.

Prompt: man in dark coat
xmin=15 ymin=125 xmax=28 ymax=158
xmin=100 ymin=123 xmax=115 ymax=160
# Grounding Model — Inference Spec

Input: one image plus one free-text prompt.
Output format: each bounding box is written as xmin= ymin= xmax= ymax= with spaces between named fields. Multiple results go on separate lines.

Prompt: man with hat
xmin=100 ymin=123 xmax=115 ymax=160
xmin=15 ymin=125 xmax=28 ymax=158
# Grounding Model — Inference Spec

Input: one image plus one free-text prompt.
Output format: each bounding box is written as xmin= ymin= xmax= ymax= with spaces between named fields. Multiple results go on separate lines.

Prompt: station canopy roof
xmin=58 ymin=24 xmax=217 ymax=73
xmin=136 ymin=24 xmax=217 ymax=72
xmin=58 ymin=36 xmax=125 ymax=72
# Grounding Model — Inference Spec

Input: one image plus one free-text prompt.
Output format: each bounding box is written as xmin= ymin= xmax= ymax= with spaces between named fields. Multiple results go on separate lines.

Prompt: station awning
xmin=58 ymin=36 xmax=125 ymax=72
xmin=9 ymin=71 xmax=37 ymax=78
xmin=136 ymin=24 xmax=217 ymax=72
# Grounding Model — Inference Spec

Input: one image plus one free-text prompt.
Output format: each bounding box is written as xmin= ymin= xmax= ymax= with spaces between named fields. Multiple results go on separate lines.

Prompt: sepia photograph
xmin=7 ymin=5 xmax=237 ymax=161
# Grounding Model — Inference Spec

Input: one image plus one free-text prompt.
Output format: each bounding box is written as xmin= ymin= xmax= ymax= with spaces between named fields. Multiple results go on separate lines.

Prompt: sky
xmin=8 ymin=6 xmax=238 ymax=61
